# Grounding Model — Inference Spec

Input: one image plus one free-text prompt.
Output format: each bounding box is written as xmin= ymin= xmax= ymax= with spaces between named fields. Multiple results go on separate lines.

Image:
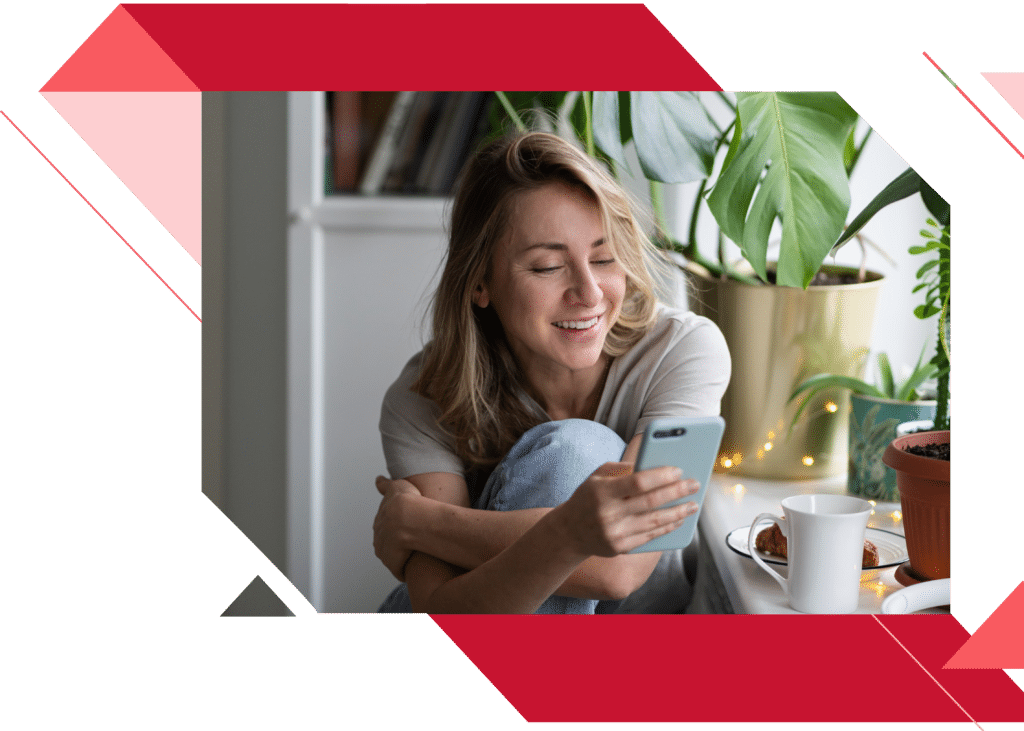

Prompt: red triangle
xmin=41 ymin=5 xmax=197 ymax=91
xmin=946 ymin=582 xmax=1024 ymax=669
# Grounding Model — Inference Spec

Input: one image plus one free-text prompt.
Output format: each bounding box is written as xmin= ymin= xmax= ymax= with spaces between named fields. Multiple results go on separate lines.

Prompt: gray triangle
xmin=221 ymin=576 xmax=294 ymax=616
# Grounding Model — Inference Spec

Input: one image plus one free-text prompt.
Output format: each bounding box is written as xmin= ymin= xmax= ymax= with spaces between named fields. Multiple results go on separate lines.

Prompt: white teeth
xmin=555 ymin=316 xmax=599 ymax=330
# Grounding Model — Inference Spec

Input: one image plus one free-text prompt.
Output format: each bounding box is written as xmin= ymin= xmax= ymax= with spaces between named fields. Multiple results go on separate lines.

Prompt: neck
xmin=524 ymin=355 xmax=611 ymax=421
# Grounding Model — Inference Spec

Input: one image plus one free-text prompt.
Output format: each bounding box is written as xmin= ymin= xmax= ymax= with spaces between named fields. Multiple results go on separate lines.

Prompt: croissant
xmin=755 ymin=523 xmax=879 ymax=568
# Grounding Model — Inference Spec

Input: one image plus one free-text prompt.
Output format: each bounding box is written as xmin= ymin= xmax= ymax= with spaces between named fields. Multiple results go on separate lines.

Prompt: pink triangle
xmin=945 ymin=582 xmax=1024 ymax=669
xmin=983 ymin=72 xmax=1024 ymax=122
xmin=42 ymin=91 xmax=201 ymax=264
xmin=42 ymin=5 xmax=197 ymax=92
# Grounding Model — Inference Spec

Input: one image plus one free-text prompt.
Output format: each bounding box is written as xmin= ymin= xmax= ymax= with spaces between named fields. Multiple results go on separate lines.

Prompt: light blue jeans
xmin=377 ymin=419 xmax=627 ymax=614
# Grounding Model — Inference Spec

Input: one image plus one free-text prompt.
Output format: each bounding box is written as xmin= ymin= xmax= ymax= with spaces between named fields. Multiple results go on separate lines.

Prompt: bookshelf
xmin=324 ymin=91 xmax=493 ymax=198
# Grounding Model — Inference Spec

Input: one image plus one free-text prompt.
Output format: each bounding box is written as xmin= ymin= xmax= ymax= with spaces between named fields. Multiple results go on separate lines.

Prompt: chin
xmin=559 ymin=346 xmax=606 ymax=372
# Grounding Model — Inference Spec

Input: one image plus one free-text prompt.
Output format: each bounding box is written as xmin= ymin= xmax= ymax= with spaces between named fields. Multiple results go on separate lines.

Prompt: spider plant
xmin=789 ymin=348 xmax=938 ymax=429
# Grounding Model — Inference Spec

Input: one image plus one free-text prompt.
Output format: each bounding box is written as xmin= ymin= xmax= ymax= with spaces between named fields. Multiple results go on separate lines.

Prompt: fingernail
xmin=684 ymin=479 xmax=700 ymax=494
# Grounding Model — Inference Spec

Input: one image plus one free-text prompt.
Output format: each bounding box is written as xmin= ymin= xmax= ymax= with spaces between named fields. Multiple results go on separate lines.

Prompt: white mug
xmin=747 ymin=494 xmax=872 ymax=613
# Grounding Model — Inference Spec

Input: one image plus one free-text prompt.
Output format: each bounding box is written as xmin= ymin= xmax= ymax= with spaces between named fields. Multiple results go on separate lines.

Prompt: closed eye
xmin=530 ymin=256 xmax=614 ymax=274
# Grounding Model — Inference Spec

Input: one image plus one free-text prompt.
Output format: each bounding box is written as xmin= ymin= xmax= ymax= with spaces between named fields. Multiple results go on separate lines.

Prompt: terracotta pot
xmin=882 ymin=430 xmax=950 ymax=580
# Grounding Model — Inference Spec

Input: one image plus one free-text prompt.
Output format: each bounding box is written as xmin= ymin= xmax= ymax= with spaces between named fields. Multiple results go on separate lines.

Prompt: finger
xmin=375 ymin=476 xmax=389 ymax=495
xmin=618 ymin=506 xmax=698 ymax=552
xmin=626 ymin=479 xmax=699 ymax=513
xmin=630 ymin=465 xmax=686 ymax=493
xmin=634 ymin=499 xmax=699 ymax=538
xmin=611 ymin=468 xmax=688 ymax=504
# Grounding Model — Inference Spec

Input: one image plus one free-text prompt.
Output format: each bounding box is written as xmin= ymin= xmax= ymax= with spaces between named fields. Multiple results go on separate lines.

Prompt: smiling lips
xmin=554 ymin=315 xmax=600 ymax=331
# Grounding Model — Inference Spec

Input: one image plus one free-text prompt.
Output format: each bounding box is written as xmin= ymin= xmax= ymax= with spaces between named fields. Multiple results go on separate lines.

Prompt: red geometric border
xmin=38 ymin=2 xmax=1024 ymax=725
xmin=947 ymin=583 xmax=1024 ymax=669
xmin=46 ymin=3 xmax=720 ymax=91
xmin=432 ymin=614 xmax=1024 ymax=723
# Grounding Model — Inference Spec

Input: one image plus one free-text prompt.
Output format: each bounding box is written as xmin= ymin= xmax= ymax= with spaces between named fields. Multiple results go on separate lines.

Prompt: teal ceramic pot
xmin=848 ymin=394 xmax=936 ymax=501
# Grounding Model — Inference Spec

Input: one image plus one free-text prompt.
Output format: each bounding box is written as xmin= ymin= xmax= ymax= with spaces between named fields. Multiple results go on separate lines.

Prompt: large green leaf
xmin=920 ymin=179 xmax=950 ymax=227
xmin=833 ymin=167 xmax=921 ymax=252
xmin=706 ymin=92 xmax=858 ymax=288
xmin=628 ymin=92 xmax=717 ymax=184
xmin=592 ymin=91 xmax=627 ymax=169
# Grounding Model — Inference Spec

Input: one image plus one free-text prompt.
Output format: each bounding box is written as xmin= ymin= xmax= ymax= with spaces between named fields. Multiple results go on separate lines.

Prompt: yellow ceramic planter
xmin=685 ymin=263 xmax=885 ymax=480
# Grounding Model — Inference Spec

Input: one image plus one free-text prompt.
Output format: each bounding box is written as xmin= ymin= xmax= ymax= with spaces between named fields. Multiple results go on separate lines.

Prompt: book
xmin=382 ymin=92 xmax=441 ymax=193
xmin=398 ymin=92 xmax=451 ymax=193
xmin=330 ymin=91 xmax=361 ymax=192
xmin=424 ymin=92 xmax=478 ymax=194
xmin=358 ymin=92 xmax=399 ymax=174
xmin=430 ymin=92 xmax=493 ymax=195
xmin=325 ymin=91 xmax=497 ymax=196
xmin=358 ymin=91 xmax=417 ymax=195
xmin=411 ymin=92 xmax=465 ymax=194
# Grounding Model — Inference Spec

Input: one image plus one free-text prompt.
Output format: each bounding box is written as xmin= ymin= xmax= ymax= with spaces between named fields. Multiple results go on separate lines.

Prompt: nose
xmin=567 ymin=262 xmax=602 ymax=307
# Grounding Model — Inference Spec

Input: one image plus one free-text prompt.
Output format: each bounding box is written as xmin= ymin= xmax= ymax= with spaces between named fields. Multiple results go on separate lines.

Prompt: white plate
xmin=726 ymin=526 xmax=908 ymax=580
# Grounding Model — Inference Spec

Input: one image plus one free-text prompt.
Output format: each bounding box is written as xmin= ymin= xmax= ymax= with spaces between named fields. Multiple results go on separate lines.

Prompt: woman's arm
xmin=375 ymin=436 xmax=700 ymax=601
xmin=403 ymin=513 xmax=590 ymax=614
xmin=401 ymin=460 xmax=697 ymax=613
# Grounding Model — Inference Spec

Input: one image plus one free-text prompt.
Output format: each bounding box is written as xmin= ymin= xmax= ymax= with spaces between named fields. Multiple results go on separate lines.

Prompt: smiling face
xmin=473 ymin=182 xmax=627 ymax=389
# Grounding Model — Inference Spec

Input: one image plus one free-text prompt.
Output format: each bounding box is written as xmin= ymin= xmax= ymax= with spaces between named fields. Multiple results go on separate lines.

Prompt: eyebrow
xmin=521 ymin=237 xmax=607 ymax=253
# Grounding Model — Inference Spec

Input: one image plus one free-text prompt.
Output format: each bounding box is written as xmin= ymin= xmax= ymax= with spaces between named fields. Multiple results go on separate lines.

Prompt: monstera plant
xmin=494 ymin=90 xmax=867 ymax=288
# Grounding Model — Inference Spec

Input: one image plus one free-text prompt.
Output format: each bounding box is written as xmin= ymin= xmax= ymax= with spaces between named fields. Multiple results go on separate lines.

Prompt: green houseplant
xmin=832 ymin=166 xmax=950 ymax=581
xmin=494 ymin=91 xmax=886 ymax=478
xmin=789 ymin=164 xmax=951 ymax=504
xmin=494 ymin=91 xmax=872 ymax=287
xmin=833 ymin=167 xmax=951 ymax=431
xmin=789 ymin=350 xmax=937 ymax=501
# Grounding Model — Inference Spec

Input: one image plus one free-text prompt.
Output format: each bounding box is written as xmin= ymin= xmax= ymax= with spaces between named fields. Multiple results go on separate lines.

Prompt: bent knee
xmin=530 ymin=419 xmax=626 ymax=462
xmin=486 ymin=419 xmax=627 ymax=511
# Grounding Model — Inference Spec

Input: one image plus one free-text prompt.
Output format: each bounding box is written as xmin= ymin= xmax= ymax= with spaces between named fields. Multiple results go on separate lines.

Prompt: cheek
xmin=514 ymin=279 xmax=560 ymax=308
xmin=494 ymin=280 xmax=552 ymax=322
xmin=604 ymin=272 xmax=628 ymax=306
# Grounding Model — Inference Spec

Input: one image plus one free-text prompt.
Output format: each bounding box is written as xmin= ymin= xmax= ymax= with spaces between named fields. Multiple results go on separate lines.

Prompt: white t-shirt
xmin=379 ymin=306 xmax=731 ymax=480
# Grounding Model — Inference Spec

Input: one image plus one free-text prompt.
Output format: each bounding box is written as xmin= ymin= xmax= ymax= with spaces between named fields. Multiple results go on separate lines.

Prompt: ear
xmin=472 ymin=282 xmax=490 ymax=309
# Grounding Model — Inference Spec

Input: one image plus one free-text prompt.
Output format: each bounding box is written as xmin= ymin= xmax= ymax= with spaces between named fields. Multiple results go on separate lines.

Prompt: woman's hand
xmin=554 ymin=462 xmax=699 ymax=558
xmin=373 ymin=476 xmax=423 ymax=581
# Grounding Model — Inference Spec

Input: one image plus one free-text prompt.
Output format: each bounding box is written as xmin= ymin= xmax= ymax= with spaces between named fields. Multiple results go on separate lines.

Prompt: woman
xmin=374 ymin=131 xmax=730 ymax=614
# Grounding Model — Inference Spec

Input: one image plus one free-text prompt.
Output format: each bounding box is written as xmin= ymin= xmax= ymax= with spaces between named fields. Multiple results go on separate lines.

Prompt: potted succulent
xmin=494 ymin=91 xmax=885 ymax=478
xmin=834 ymin=167 xmax=950 ymax=581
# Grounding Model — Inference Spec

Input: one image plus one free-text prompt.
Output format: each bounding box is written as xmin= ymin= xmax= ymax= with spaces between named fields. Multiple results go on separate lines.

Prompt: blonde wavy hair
xmin=413 ymin=131 xmax=664 ymax=468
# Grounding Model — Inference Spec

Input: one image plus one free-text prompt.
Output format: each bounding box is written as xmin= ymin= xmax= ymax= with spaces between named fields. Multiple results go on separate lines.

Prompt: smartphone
xmin=629 ymin=415 xmax=725 ymax=553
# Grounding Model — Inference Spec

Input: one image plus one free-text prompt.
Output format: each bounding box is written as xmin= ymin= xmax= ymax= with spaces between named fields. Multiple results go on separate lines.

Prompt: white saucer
xmin=726 ymin=526 xmax=908 ymax=581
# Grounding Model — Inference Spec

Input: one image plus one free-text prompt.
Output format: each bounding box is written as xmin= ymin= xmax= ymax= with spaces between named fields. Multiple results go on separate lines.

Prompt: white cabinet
xmin=287 ymin=92 xmax=448 ymax=611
